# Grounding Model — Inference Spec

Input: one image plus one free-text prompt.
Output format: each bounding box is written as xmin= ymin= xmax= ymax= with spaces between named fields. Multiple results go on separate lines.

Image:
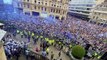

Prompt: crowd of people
xmin=0 ymin=12 xmax=107 ymax=59
xmin=3 ymin=38 xmax=22 ymax=60
xmin=2 ymin=33 xmax=51 ymax=60
xmin=2 ymin=33 xmax=26 ymax=60
xmin=2 ymin=31 xmax=63 ymax=60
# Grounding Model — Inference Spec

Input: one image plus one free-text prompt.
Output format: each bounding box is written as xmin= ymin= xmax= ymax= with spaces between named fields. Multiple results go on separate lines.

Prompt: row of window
xmin=34 ymin=6 xmax=66 ymax=14
xmin=70 ymin=7 xmax=91 ymax=10
xmin=22 ymin=0 xmax=67 ymax=9
xmin=94 ymin=12 xmax=101 ymax=15
xmin=93 ymin=16 xmax=107 ymax=23
xmin=35 ymin=1 xmax=63 ymax=8
xmin=22 ymin=0 xmax=67 ymax=4
xmin=18 ymin=3 xmax=66 ymax=14
xmin=99 ymin=4 xmax=107 ymax=8
xmin=94 ymin=12 xmax=107 ymax=18
xmin=69 ymin=4 xmax=94 ymax=7
xmin=71 ymin=10 xmax=90 ymax=14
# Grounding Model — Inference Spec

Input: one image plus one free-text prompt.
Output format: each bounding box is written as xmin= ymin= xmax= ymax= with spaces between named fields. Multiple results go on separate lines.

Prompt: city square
xmin=0 ymin=0 xmax=107 ymax=60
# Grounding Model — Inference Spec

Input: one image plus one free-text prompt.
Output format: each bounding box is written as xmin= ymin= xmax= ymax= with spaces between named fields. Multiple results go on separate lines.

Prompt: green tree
xmin=72 ymin=45 xmax=86 ymax=59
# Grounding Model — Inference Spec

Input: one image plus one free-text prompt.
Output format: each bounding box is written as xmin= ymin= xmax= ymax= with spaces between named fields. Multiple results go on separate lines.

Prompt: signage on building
xmin=40 ymin=12 xmax=48 ymax=18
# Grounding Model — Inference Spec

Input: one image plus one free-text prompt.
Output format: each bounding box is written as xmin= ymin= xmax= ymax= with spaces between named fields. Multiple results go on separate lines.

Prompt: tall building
xmin=16 ymin=0 xmax=69 ymax=20
xmin=90 ymin=0 xmax=107 ymax=25
xmin=68 ymin=0 xmax=104 ymax=20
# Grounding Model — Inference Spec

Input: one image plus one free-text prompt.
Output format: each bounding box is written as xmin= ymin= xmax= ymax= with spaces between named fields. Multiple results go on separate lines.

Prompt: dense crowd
xmin=2 ymin=33 xmax=51 ymax=60
xmin=4 ymin=38 xmax=23 ymax=60
xmin=2 ymin=34 xmax=26 ymax=60
xmin=2 ymin=32 xmax=63 ymax=60
xmin=1 ymin=13 xmax=107 ymax=59
xmin=65 ymin=16 xmax=107 ymax=51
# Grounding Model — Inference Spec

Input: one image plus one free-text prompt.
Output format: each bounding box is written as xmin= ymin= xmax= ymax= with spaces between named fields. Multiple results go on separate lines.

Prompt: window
xmin=53 ymin=9 xmax=55 ymax=12
xmin=100 ymin=5 xmax=102 ymax=7
xmin=27 ymin=0 xmax=29 ymax=2
xmin=94 ymin=12 xmax=96 ymax=14
xmin=60 ymin=0 xmax=62 ymax=3
xmin=35 ymin=6 xmax=36 ymax=9
xmin=52 ymin=4 xmax=53 ymax=6
xmin=56 ymin=9 xmax=58 ymax=13
xmin=38 ymin=2 xmax=40 ymax=4
xmin=60 ymin=6 xmax=61 ymax=8
xmin=45 ymin=8 xmax=46 ymax=11
xmin=25 ymin=12 xmax=30 ymax=15
xmin=45 ymin=3 xmax=47 ymax=5
xmin=58 ymin=10 xmax=60 ymax=13
xmin=87 ymin=8 xmax=90 ymax=10
xmin=38 ymin=7 xmax=40 ymax=10
xmin=93 ymin=16 xmax=95 ymax=19
xmin=54 ymin=5 xmax=56 ymax=7
xmin=96 ymin=16 xmax=98 ymax=20
xmin=87 ymin=4 xmax=92 ymax=7
xmin=41 ymin=7 xmax=43 ymax=10
xmin=98 ymin=13 xmax=100 ymax=15
xmin=51 ymin=9 xmax=53 ymax=12
xmin=27 ymin=4 xmax=30 ymax=8
xmin=35 ymin=0 xmax=36 ymax=3
xmin=63 ymin=11 xmax=65 ymax=14
xmin=42 ymin=2 xmax=43 ymax=4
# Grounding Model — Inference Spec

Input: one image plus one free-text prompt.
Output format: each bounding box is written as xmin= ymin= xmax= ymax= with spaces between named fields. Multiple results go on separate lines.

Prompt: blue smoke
xmin=3 ymin=0 xmax=12 ymax=4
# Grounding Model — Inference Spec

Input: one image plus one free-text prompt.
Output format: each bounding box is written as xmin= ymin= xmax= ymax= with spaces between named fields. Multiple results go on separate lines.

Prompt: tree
xmin=72 ymin=45 xmax=86 ymax=59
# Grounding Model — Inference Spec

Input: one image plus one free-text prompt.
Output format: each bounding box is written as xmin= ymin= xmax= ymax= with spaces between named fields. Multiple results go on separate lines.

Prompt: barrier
xmin=28 ymin=49 xmax=49 ymax=60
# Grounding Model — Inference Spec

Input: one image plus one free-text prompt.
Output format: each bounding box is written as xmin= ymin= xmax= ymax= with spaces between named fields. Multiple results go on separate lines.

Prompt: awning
xmin=0 ymin=23 xmax=4 ymax=26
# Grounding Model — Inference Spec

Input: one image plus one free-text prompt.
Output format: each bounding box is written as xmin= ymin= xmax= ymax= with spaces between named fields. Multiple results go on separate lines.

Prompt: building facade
xmin=16 ymin=0 xmax=69 ymax=20
xmin=90 ymin=0 xmax=107 ymax=25
xmin=68 ymin=0 xmax=104 ymax=20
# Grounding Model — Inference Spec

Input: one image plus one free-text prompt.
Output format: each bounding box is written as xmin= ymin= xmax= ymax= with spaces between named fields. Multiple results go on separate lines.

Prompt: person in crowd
xmin=58 ymin=51 xmax=61 ymax=57
xmin=60 ymin=59 xmax=62 ymax=60
xmin=42 ymin=50 xmax=47 ymax=57
xmin=25 ymin=49 xmax=30 ymax=60
xmin=30 ymin=53 xmax=36 ymax=60
xmin=51 ymin=52 xmax=54 ymax=60
xmin=35 ymin=46 xmax=39 ymax=53
xmin=46 ymin=47 xmax=49 ymax=55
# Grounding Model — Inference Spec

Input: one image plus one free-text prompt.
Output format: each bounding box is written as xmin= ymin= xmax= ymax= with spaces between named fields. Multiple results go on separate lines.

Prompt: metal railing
xmin=28 ymin=50 xmax=49 ymax=60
